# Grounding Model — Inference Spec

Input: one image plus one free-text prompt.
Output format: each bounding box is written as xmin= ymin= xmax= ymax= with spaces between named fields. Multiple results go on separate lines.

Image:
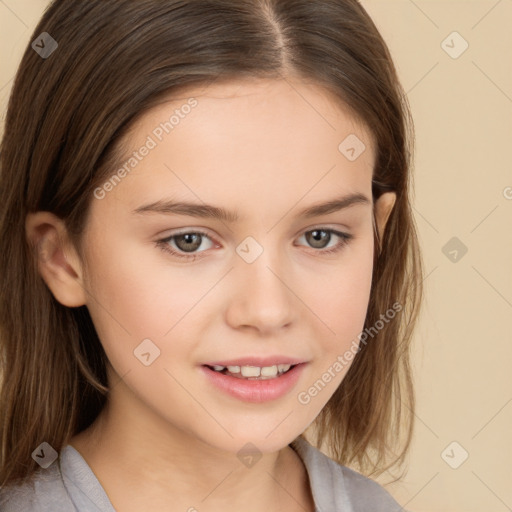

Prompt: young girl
xmin=0 ymin=1 xmax=423 ymax=510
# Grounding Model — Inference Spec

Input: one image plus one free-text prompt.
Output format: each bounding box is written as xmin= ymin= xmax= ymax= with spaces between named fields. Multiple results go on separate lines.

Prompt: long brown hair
xmin=0 ymin=0 xmax=423 ymax=487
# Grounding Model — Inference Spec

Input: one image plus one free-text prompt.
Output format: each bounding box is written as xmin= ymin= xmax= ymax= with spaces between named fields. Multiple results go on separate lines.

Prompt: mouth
xmin=200 ymin=362 xmax=308 ymax=403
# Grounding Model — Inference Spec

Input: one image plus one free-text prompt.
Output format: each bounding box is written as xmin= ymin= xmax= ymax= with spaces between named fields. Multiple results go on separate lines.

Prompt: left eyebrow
xmin=131 ymin=192 xmax=371 ymax=222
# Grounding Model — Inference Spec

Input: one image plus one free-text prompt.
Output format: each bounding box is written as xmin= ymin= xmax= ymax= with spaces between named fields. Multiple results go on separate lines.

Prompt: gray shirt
xmin=0 ymin=436 xmax=406 ymax=511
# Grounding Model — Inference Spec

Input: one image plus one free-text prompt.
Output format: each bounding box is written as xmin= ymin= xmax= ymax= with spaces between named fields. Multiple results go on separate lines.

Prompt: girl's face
xmin=76 ymin=78 xmax=389 ymax=454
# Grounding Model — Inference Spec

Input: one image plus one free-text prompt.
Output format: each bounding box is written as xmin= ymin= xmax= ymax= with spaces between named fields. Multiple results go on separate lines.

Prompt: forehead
xmin=96 ymin=77 xmax=375 ymax=220
xmin=119 ymin=76 xmax=374 ymax=165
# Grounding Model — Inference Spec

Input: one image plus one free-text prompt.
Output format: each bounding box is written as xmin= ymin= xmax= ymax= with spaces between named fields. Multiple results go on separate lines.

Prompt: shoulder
xmin=0 ymin=458 xmax=74 ymax=512
xmin=290 ymin=436 xmax=406 ymax=512
xmin=339 ymin=464 xmax=405 ymax=512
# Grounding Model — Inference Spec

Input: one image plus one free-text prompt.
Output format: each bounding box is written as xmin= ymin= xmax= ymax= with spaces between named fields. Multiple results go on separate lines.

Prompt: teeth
xmin=210 ymin=363 xmax=294 ymax=378
xmin=240 ymin=366 xmax=261 ymax=377
xmin=260 ymin=365 xmax=278 ymax=377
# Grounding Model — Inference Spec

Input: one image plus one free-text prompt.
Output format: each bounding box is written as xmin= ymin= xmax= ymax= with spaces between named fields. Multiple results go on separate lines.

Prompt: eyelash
xmin=156 ymin=227 xmax=353 ymax=262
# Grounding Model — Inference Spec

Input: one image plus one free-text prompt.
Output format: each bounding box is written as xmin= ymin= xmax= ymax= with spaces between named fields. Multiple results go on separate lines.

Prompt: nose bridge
xmin=238 ymin=233 xmax=288 ymax=298
xmin=228 ymin=233 xmax=295 ymax=331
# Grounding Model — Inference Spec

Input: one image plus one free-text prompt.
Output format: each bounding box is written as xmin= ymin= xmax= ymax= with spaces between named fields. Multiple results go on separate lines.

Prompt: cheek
xmin=83 ymin=233 xmax=190 ymax=334
xmin=306 ymin=237 xmax=374 ymax=346
xmin=80 ymin=237 xmax=163 ymax=360
xmin=82 ymin=235 xmax=215 ymax=380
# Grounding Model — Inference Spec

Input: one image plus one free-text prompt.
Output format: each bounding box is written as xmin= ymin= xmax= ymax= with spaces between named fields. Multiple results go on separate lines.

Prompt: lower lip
xmin=200 ymin=364 xmax=307 ymax=403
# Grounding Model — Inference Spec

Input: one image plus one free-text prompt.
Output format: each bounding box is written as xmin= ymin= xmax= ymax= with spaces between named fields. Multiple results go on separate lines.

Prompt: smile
xmin=200 ymin=363 xmax=307 ymax=403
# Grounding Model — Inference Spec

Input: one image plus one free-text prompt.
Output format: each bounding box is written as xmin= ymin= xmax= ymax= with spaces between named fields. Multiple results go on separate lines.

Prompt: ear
xmin=373 ymin=191 xmax=396 ymax=242
xmin=25 ymin=211 xmax=87 ymax=307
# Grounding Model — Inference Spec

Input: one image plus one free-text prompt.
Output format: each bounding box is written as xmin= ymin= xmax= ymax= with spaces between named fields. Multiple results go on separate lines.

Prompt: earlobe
xmin=374 ymin=191 xmax=396 ymax=242
xmin=25 ymin=212 xmax=87 ymax=308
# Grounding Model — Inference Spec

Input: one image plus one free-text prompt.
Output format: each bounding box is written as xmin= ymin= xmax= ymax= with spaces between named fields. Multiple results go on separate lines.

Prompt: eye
xmin=156 ymin=230 xmax=216 ymax=261
xmin=156 ymin=227 xmax=353 ymax=261
xmin=296 ymin=228 xmax=353 ymax=254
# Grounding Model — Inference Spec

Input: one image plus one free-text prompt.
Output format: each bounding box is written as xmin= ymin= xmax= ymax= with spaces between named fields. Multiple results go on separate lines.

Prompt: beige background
xmin=1 ymin=1 xmax=511 ymax=511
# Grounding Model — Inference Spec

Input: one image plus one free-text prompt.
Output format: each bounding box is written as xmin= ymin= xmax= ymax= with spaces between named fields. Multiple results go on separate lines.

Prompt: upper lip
xmin=203 ymin=356 xmax=307 ymax=367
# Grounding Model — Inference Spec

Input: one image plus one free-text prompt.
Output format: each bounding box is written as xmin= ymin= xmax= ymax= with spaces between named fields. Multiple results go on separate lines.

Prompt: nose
xmin=225 ymin=245 xmax=296 ymax=335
